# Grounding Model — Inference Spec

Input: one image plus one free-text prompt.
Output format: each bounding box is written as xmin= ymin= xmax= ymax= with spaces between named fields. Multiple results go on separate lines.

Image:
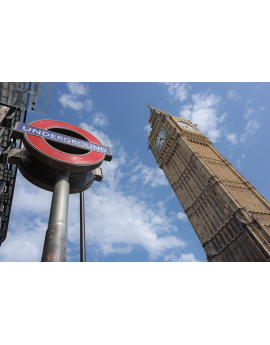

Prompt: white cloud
xmin=81 ymin=193 xmax=185 ymax=260
xmin=59 ymin=83 xmax=93 ymax=112
xmin=166 ymin=191 xmax=176 ymax=201
xmin=164 ymin=252 xmax=199 ymax=262
xmin=236 ymin=160 xmax=241 ymax=168
xmin=261 ymin=107 xmax=265 ymax=111
xmin=246 ymin=98 xmax=253 ymax=106
xmin=0 ymin=223 xmax=45 ymax=262
xmin=164 ymin=253 xmax=177 ymax=261
xmin=80 ymin=122 xmax=121 ymax=189
xmin=236 ymin=153 xmax=246 ymax=169
xmin=59 ymin=94 xmax=84 ymax=110
xmin=179 ymin=92 xmax=222 ymax=142
xmin=219 ymin=112 xmax=227 ymax=123
xmin=165 ymin=83 xmax=189 ymax=102
xmin=81 ymin=182 xmax=185 ymax=258
xmin=130 ymin=163 xmax=169 ymax=188
xmin=144 ymin=124 xmax=151 ymax=135
xmin=178 ymin=253 xmax=199 ymax=262
xmin=227 ymin=118 xmax=260 ymax=146
xmin=226 ymin=132 xmax=238 ymax=145
xmin=59 ymin=95 xmax=93 ymax=112
xmin=92 ymin=111 xmax=108 ymax=127
xmin=179 ymin=104 xmax=192 ymax=118
xmin=177 ymin=212 xmax=188 ymax=221
xmin=84 ymin=99 xmax=93 ymax=112
xmin=227 ymin=90 xmax=238 ymax=101
xmin=0 ymin=176 xmax=52 ymax=262
xmin=243 ymin=108 xmax=254 ymax=119
xmin=240 ymin=119 xmax=260 ymax=143
xmin=97 ymin=243 xmax=133 ymax=256
xmin=67 ymin=82 xmax=88 ymax=96
xmin=80 ymin=122 xmax=113 ymax=148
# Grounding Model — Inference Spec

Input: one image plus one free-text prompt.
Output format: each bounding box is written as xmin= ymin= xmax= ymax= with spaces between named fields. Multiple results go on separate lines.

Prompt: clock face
xmin=155 ymin=129 xmax=166 ymax=151
xmin=177 ymin=121 xmax=197 ymax=132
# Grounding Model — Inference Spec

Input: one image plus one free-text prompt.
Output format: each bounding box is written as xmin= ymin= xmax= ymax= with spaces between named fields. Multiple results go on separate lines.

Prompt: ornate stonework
xmin=147 ymin=104 xmax=270 ymax=262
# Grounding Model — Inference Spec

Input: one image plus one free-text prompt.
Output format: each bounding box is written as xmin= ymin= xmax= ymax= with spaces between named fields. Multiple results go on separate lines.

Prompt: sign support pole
xmin=80 ymin=191 xmax=86 ymax=262
xmin=41 ymin=169 xmax=70 ymax=262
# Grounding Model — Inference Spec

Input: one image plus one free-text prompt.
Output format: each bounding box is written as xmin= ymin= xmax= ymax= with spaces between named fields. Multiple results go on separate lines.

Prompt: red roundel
xmin=23 ymin=119 xmax=105 ymax=172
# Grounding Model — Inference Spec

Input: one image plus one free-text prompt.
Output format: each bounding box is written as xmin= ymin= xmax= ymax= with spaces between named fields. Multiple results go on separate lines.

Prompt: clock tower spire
xmin=147 ymin=104 xmax=270 ymax=262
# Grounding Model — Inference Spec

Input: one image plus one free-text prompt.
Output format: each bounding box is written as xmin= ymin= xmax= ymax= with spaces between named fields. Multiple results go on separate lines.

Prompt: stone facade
xmin=147 ymin=105 xmax=270 ymax=262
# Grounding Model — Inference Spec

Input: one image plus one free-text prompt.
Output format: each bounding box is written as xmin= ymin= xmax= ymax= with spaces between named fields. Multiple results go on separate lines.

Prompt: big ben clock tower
xmin=147 ymin=104 xmax=270 ymax=262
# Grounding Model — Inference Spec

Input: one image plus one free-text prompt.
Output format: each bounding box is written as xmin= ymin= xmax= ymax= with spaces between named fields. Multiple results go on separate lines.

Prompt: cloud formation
xmin=165 ymin=83 xmax=189 ymax=102
xmin=177 ymin=212 xmax=188 ymax=221
xmin=130 ymin=163 xmax=169 ymax=188
xmin=0 ymin=176 xmax=51 ymax=261
xmin=240 ymin=119 xmax=260 ymax=144
xmin=59 ymin=82 xmax=93 ymax=112
xmin=178 ymin=253 xmax=199 ymax=262
xmin=236 ymin=153 xmax=246 ymax=169
xmin=84 ymin=100 xmax=93 ymax=112
xmin=179 ymin=92 xmax=222 ymax=142
xmin=227 ymin=90 xmax=238 ymax=101
xmin=92 ymin=111 xmax=108 ymax=127
xmin=144 ymin=124 xmax=151 ymax=135
xmin=226 ymin=132 xmax=238 ymax=145
xmin=67 ymin=82 xmax=88 ymax=96
xmin=164 ymin=252 xmax=199 ymax=262
xmin=243 ymin=108 xmax=254 ymax=119
xmin=59 ymin=94 xmax=84 ymax=110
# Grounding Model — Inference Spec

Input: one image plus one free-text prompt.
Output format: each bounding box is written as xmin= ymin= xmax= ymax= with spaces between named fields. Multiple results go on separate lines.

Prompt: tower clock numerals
xmin=155 ymin=128 xmax=167 ymax=151
xmin=177 ymin=121 xmax=197 ymax=132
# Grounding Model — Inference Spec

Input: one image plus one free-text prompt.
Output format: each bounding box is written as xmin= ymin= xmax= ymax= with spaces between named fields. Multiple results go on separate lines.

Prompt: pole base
xmin=41 ymin=224 xmax=68 ymax=262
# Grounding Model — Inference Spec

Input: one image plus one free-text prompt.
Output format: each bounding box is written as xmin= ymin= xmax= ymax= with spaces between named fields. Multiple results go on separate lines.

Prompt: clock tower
xmin=147 ymin=105 xmax=270 ymax=262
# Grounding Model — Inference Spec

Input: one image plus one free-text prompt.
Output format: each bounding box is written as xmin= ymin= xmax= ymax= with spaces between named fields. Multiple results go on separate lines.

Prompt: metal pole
xmin=80 ymin=191 xmax=86 ymax=262
xmin=41 ymin=169 xmax=70 ymax=262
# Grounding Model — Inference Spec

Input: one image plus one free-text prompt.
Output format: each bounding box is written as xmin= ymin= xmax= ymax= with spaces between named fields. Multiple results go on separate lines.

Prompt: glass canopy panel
xmin=0 ymin=82 xmax=55 ymax=115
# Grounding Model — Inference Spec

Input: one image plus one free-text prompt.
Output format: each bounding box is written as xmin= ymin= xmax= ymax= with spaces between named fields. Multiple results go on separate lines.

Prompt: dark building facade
xmin=0 ymin=104 xmax=25 ymax=245
xmin=0 ymin=82 xmax=54 ymax=246
xmin=147 ymin=105 xmax=270 ymax=262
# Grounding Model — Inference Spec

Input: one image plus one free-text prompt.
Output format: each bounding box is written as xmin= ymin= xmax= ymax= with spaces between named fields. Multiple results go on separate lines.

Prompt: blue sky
xmin=1 ymin=82 xmax=270 ymax=262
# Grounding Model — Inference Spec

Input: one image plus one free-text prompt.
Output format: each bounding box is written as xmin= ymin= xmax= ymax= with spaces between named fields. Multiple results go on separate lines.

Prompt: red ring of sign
xmin=25 ymin=119 xmax=104 ymax=168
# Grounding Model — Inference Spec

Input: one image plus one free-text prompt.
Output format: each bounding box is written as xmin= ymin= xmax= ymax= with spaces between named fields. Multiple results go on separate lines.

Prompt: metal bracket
xmin=94 ymin=167 xmax=103 ymax=182
xmin=7 ymin=148 xmax=24 ymax=165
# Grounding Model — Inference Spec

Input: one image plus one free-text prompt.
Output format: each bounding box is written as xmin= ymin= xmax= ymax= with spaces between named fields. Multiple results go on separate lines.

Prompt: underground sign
xmin=9 ymin=120 xmax=113 ymax=193
xmin=12 ymin=119 xmax=113 ymax=172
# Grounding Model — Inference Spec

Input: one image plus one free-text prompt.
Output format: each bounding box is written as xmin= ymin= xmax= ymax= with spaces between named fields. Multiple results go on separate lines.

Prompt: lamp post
xmin=41 ymin=169 xmax=70 ymax=262
xmin=80 ymin=191 xmax=86 ymax=262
